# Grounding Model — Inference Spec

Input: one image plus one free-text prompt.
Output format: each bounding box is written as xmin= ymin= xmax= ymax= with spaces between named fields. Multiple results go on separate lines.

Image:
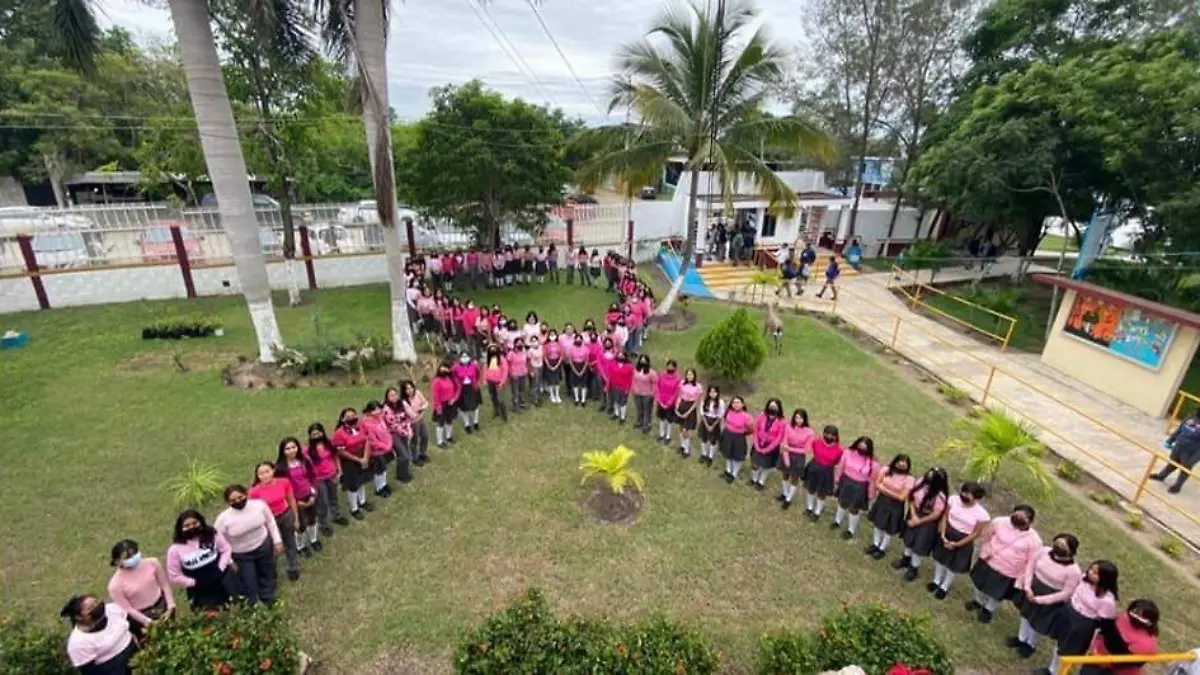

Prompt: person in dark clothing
xmin=1150 ymin=410 xmax=1200 ymax=493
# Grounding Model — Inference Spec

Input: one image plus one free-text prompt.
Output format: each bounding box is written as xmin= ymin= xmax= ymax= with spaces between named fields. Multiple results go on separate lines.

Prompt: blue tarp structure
xmin=656 ymin=251 xmax=714 ymax=298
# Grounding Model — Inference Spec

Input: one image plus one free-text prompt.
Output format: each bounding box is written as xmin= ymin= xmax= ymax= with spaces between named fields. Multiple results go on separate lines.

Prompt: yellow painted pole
xmin=911 ymin=282 xmax=922 ymax=309
xmin=1131 ymin=454 xmax=1158 ymax=507
xmin=1057 ymin=652 xmax=1197 ymax=675
xmin=1166 ymin=393 xmax=1185 ymax=433
xmin=981 ymin=366 xmax=997 ymax=406
xmin=890 ymin=316 xmax=901 ymax=348
xmin=1002 ymin=319 xmax=1016 ymax=352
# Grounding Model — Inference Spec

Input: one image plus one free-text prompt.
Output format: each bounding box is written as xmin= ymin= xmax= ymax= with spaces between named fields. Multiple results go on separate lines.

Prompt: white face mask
xmin=120 ymin=553 xmax=142 ymax=569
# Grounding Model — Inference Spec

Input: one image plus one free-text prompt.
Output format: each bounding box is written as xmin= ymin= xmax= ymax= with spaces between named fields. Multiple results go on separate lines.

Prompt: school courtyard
xmin=1 ymin=280 xmax=1198 ymax=672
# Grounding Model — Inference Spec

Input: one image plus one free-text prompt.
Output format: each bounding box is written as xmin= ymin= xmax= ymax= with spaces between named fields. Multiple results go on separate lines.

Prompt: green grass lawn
xmin=2 ymin=284 xmax=1199 ymax=671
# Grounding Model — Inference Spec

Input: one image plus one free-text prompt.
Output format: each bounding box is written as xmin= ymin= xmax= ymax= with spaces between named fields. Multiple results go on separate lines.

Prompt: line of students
xmin=410 ymin=246 xmax=631 ymax=292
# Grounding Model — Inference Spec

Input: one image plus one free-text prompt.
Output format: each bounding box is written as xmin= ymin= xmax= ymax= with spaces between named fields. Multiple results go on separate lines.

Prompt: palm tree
xmin=573 ymin=0 xmax=835 ymax=314
xmin=50 ymin=0 xmax=284 ymax=362
xmin=314 ymin=0 xmax=417 ymax=363
xmin=938 ymin=408 xmax=1054 ymax=496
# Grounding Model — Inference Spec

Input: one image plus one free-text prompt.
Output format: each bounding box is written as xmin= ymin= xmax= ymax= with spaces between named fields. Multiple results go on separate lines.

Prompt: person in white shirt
xmin=61 ymin=594 xmax=136 ymax=674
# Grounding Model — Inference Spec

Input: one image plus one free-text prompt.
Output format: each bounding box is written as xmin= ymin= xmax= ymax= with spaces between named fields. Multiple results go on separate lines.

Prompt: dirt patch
xmin=705 ymin=376 xmax=758 ymax=399
xmin=221 ymin=352 xmax=441 ymax=390
xmin=117 ymin=348 xmax=244 ymax=374
xmin=648 ymin=307 xmax=698 ymax=332
xmin=579 ymin=482 xmax=646 ymax=525
xmin=311 ymin=647 xmax=451 ymax=675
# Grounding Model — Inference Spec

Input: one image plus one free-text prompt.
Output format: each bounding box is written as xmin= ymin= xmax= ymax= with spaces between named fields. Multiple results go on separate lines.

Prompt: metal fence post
xmin=626 ymin=219 xmax=634 ymax=259
xmin=981 ymin=365 xmax=997 ymax=406
xmin=890 ymin=316 xmax=901 ymax=348
xmin=17 ymin=234 xmax=50 ymax=310
xmin=169 ymin=225 xmax=197 ymax=299
xmin=298 ymin=225 xmax=317 ymax=290
xmin=566 ymin=217 xmax=575 ymax=248
xmin=911 ymin=282 xmax=922 ymax=309
xmin=1131 ymin=456 xmax=1158 ymax=507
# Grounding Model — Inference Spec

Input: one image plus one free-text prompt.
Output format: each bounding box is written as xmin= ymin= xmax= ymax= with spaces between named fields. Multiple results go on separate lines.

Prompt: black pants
xmin=487 ymin=381 xmax=508 ymax=420
xmin=1154 ymin=444 xmax=1198 ymax=487
xmin=634 ymin=394 xmax=654 ymax=429
xmin=409 ymin=419 xmax=429 ymax=461
xmin=232 ymin=538 xmax=278 ymax=606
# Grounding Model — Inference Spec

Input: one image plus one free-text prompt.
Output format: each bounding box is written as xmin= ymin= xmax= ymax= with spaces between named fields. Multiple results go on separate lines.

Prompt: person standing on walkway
xmin=816 ymin=255 xmax=840 ymax=300
xmin=214 ymin=484 xmax=282 ymax=604
xmin=1150 ymin=409 xmax=1199 ymax=493
xmin=729 ymin=228 xmax=745 ymax=267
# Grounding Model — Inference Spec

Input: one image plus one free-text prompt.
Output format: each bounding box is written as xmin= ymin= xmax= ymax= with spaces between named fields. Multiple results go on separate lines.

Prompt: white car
xmin=0 ymin=207 xmax=96 ymax=235
xmin=31 ymin=231 xmax=90 ymax=268
xmin=309 ymin=224 xmax=356 ymax=255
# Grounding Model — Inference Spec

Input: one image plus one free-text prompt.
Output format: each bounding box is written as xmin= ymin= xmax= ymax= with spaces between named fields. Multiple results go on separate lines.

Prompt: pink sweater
xmin=568 ymin=344 xmax=589 ymax=364
xmin=430 ymin=376 xmax=461 ymax=413
xmin=678 ymin=382 xmax=703 ymax=403
xmin=608 ymin=361 xmax=634 ymax=393
xmin=507 ymin=350 xmax=529 ymax=377
xmin=723 ymin=409 xmax=753 ymax=434
xmin=835 ymin=451 xmax=881 ymax=499
xmin=403 ymin=392 xmax=428 ymax=422
xmin=783 ymin=425 xmax=814 ymax=455
xmin=452 ymin=361 xmax=481 ymax=388
xmin=214 ymin=499 xmax=282 ymax=554
xmin=107 ymin=557 xmax=176 ymax=625
xmin=484 ymin=358 xmax=509 ymax=384
xmin=166 ymin=535 xmax=232 ymax=588
xmin=361 ymin=414 xmax=394 ymax=456
xmin=631 ymin=370 xmax=657 ymax=397
xmin=654 ymin=371 xmax=681 ymax=407
xmin=753 ymin=414 xmax=786 ymax=453
xmin=1069 ymin=581 xmax=1118 ymax=619
xmin=1019 ymin=547 xmax=1082 ymax=605
xmin=978 ymin=516 xmax=1043 ymax=579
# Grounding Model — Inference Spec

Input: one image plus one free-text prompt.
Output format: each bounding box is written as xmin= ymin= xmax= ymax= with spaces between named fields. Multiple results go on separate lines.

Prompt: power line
xmin=523 ymin=0 xmax=606 ymax=118
xmin=466 ymin=0 xmax=559 ymax=107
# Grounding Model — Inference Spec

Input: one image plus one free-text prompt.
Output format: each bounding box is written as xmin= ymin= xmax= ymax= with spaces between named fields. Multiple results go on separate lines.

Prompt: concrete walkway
xmin=719 ymin=260 xmax=1200 ymax=546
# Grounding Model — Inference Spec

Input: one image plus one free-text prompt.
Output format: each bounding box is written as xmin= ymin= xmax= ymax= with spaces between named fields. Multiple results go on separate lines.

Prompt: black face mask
xmin=181 ymin=527 xmax=201 ymax=539
xmin=1011 ymin=515 xmax=1030 ymax=530
xmin=344 ymin=418 xmax=358 ymax=427
xmin=230 ymin=499 xmax=248 ymax=510
xmin=1049 ymin=547 xmax=1074 ymax=564
xmin=823 ymin=436 xmax=835 ymax=444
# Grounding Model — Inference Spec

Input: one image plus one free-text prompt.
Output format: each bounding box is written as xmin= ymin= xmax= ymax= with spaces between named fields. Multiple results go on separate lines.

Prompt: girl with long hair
xmin=891 ymin=467 xmax=949 ymax=581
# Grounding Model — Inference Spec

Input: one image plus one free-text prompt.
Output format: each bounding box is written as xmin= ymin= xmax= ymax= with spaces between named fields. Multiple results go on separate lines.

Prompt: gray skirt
xmin=932 ymin=526 xmax=975 ymax=573
xmin=803 ymin=462 xmax=837 ymax=497
xmin=836 ymin=477 xmax=871 ymax=511
xmin=1017 ymin=576 xmax=1066 ymax=636
xmin=752 ymin=449 xmax=779 ymax=469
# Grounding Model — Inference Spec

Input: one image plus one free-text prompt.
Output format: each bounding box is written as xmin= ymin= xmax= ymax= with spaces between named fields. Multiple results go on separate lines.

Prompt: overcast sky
xmin=94 ymin=0 xmax=807 ymax=125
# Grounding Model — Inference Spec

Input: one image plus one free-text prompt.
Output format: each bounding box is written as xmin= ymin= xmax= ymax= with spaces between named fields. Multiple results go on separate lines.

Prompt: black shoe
xmin=977 ymin=609 xmax=994 ymax=624
xmin=840 ymin=530 xmax=854 ymax=540
xmin=361 ymin=501 xmax=375 ymax=512
xmin=382 ymin=486 xmax=394 ymax=496
xmin=754 ymin=482 xmax=766 ymax=491
xmin=287 ymin=570 xmax=300 ymax=582
xmin=375 ymin=490 xmax=390 ymax=499
xmin=435 ymin=443 xmax=445 ymax=450
xmin=642 ymin=427 xmax=650 ymax=435
xmin=723 ymin=473 xmax=735 ymax=483
xmin=333 ymin=516 xmax=349 ymax=526
xmin=890 ymin=556 xmax=911 ymax=570
xmin=619 ymin=418 xmax=626 ymax=425
xmin=828 ymin=520 xmax=840 ymax=530
xmin=807 ymin=511 xmax=820 ymax=522
xmin=300 ymin=547 xmax=312 ymax=558
xmin=465 ymin=425 xmax=473 ymax=434
xmin=776 ymin=494 xmax=787 ymax=503
xmin=473 ymin=424 xmax=481 ymax=432
xmin=781 ymin=500 xmax=792 ymax=510
xmin=934 ymin=588 xmax=948 ymax=600
xmin=351 ymin=510 xmax=365 ymax=520
xmin=965 ymin=600 xmax=981 ymax=611
xmin=1016 ymin=644 xmax=1035 ymax=659
xmin=447 ymin=436 xmax=457 ymax=445
xmin=871 ymin=548 xmax=887 ymax=560
xmin=904 ymin=567 xmax=919 ymax=582
xmin=1168 ymin=483 xmax=1183 ymax=493
xmin=747 ymin=478 xmax=757 ymax=488
xmin=312 ymin=540 xmax=323 ymax=552
xmin=926 ymin=582 xmax=938 ymax=592
xmin=1005 ymin=637 xmax=1023 ymax=649
xmin=1149 ymin=473 xmax=1166 ymax=482
xmin=320 ymin=526 xmax=334 ymax=537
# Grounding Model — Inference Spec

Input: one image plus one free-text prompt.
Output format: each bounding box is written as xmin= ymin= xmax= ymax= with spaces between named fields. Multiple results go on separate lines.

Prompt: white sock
xmin=435 ymin=426 xmax=445 ymax=445
xmin=459 ymin=413 xmax=471 ymax=427
xmin=834 ymin=506 xmax=846 ymax=525
xmin=879 ymin=534 xmax=893 ymax=551
xmin=619 ymin=405 xmax=627 ymax=420
xmin=725 ymin=459 xmax=734 ymax=474
xmin=1019 ymin=618 xmax=1039 ymax=646
xmin=309 ymin=527 xmax=318 ymax=545
xmin=933 ymin=563 xmax=946 ymax=586
xmin=347 ymin=492 xmax=359 ymax=512
xmin=940 ymin=570 xmax=956 ymax=590
xmin=472 ymin=410 xmax=480 ymax=425
xmin=806 ymin=493 xmax=817 ymax=511
xmin=848 ymin=514 xmax=861 ymax=535
xmin=872 ymin=528 xmax=883 ymax=548
xmin=373 ymin=473 xmax=385 ymax=491
xmin=1048 ymin=647 xmax=1060 ymax=674
xmin=910 ymin=554 xmax=923 ymax=569
xmin=682 ymin=437 xmax=690 ymax=450
xmin=981 ymin=594 xmax=998 ymax=613
xmin=731 ymin=461 xmax=742 ymax=478
xmin=814 ymin=500 xmax=825 ymax=516
xmin=751 ymin=468 xmax=761 ymax=482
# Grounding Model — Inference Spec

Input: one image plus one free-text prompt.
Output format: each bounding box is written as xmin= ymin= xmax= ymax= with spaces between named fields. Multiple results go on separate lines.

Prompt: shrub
xmin=1089 ymin=491 xmax=1120 ymax=508
xmin=133 ymin=602 xmax=300 ymax=674
xmin=0 ymin=616 xmax=73 ymax=675
xmin=141 ymin=316 xmax=222 ymax=340
xmin=757 ymin=632 xmax=821 ymax=675
xmin=696 ymin=308 xmax=768 ymax=381
xmin=456 ymin=589 xmax=720 ymax=674
xmin=161 ymin=459 xmax=227 ymax=509
xmin=936 ymin=383 xmax=971 ymax=406
xmin=1125 ymin=512 xmax=1144 ymax=530
xmin=1056 ymin=459 xmax=1084 ymax=483
xmin=579 ymin=445 xmax=644 ymax=494
xmin=1157 ymin=536 xmax=1184 ymax=559
xmin=937 ymin=409 xmax=1052 ymax=496
xmin=898 ymin=241 xmax=952 ymax=281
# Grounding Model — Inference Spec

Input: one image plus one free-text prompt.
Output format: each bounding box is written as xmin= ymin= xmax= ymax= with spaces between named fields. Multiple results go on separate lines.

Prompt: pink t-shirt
xmin=945 ymin=495 xmax=990 ymax=534
xmin=249 ymin=479 xmax=294 ymax=518
xmin=67 ymin=604 xmax=133 ymax=668
xmin=331 ymin=425 xmax=368 ymax=460
xmin=166 ymin=535 xmax=232 ymax=588
xmin=1070 ymin=581 xmax=1119 ymax=620
xmin=835 ymin=451 xmax=881 ymax=499
xmin=654 ymin=371 xmax=681 ymax=407
xmin=878 ymin=472 xmax=916 ymax=498
xmin=568 ymin=343 xmax=589 ymax=364
xmin=631 ymin=369 xmax=657 ymax=397
xmin=1088 ymin=614 xmax=1159 ymax=675
xmin=810 ymin=439 xmax=844 ymax=467
xmin=723 ymin=409 xmax=753 ymax=434
xmin=506 ymin=350 xmax=529 ymax=377
xmin=107 ymin=558 xmax=175 ymax=625
xmin=677 ymin=382 xmax=703 ymax=402
xmin=284 ymin=461 xmax=316 ymax=499
xmin=753 ymin=414 xmax=786 ymax=453
xmin=361 ymin=414 xmax=394 ymax=456
xmin=783 ymin=425 xmax=815 ymax=455
xmin=1020 ymin=546 xmax=1082 ymax=604
xmin=909 ymin=486 xmax=947 ymax=518
xmin=308 ymin=442 xmax=338 ymax=481
xmin=978 ymin=516 xmax=1043 ymax=579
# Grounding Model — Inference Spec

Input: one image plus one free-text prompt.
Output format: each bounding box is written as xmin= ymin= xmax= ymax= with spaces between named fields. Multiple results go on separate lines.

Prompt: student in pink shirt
xmin=474 ymin=308 xmax=493 ymax=355
xmin=527 ymin=336 xmax=545 ymax=407
xmin=332 ymin=407 xmax=372 ymax=519
xmin=107 ymin=539 xmax=175 ymax=637
xmin=215 ymin=483 xmax=283 ymax=604
xmin=61 ymin=595 xmax=136 ymax=673
xmin=749 ymin=398 xmax=786 ymax=489
xmin=930 ymin=481 xmax=990 ymax=594
xmin=585 ymin=332 xmax=605 ymax=402
xmin=1010 ymin=533 xmax=1081 ymax=658
xmin=360 ymin=401 xmax=397 ymax=498
xmin=430 ymin=364 xmax=462 ymax=447
xmin=865 ymin=453 xmax=915 ymax=559
xmin=803 ymin=424 xmax=844 ymax=520
xmin=697 ymin=386 xmax=725 ymax=466
xmin=596 ymin=338 xmax=618 ymax=416
xmin=1046 ymin=560 xmax=1120 ymax=674
xmin=167 ymin=510 xmax=233 ymax=610
xmin=1079 ymin=600 xmax=1160 ymax=675
xmin=674 ymin=369 xmax=704 ymax=458
xmin=631 ymin=354 xmax=658 ymax=431
xmin=894 ymin=467 xmax=950 ymax=581
xmin=483 ymin=344 xmax=510 ymax=421
xmin=832 ymin=436 xmax=881 ymax=540
xmin=654 ymin=359 xmax=682 ymax=446
xmin=720 ymin=396 xmax=754 ymax=482
xmin=277 ymin=437 xmax=321 ymax=555
xmin=606 ymin=352 xmax=635 ymax=423
xmin=416 ymin=286 xmax=438 ymax=338
xmin=249 ymin=462 xmax=302 ymax=582
xmin=400 ymin=381 xmax=431 ymax=466
xmin=507 ymin=338 xmax=532 ymax=410
xmin=776 ymin=408 xmax=813 ymax=508
xmin=452 ymin=351 xmax=484 ymax=432
xmin=567 ymin=333 xmax=591 ymax=405
xmin=542 ymin=329 xmax=564 ymax=404
xmin=466 ymin=249 xmax=481 ymax=288
xmin=383 ymin=389 xmax=414 ymax=483
xmin=306 ymin=423 xmax=347 ymax=530
xmin=969 ymin=504 xmax=1043 ymax=623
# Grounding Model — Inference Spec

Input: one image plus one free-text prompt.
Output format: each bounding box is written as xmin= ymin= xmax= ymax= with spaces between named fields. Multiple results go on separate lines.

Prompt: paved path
xmin=718 ymin=260 xmax=1200 ymax=546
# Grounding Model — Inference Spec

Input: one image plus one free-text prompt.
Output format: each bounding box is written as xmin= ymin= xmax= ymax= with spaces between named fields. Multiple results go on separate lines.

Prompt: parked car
xmin=31 ymin=231 xmax=89 ymax=269
xmin=639 ymin=186 xmax=658 ymax=200
xmin=200 ymin=193 xmax=280 ymax=209
xmin=138 ymin=224 xmax=201 ymax=262
xmin=337 ymin=200 xmax=379 ymax=225
xmin=260 ymin=228 xmax=282 ymax=256
xmin=309 ymin=224 xmax=355 ymax=255
xmin=0 ymin=207 xmax=97 ymax=235
xmin=564 ymin=193 xmax=598 ymax=205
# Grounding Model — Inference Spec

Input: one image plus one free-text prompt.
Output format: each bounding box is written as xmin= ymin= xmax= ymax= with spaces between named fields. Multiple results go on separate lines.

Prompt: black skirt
xmin=368 ymin=451 xmax=394 ymax=473
xmin=721 ymin=429 xmax=748 ymax=461
xmin=535 ymin=261 xmax=548 ymax=275
xmin=752 ymin=449 xmax=780 ymax=469
xmin=932 ymin=526 xmax=975 ymax=573
xmin=867 ymin=493 xmax=907 ymax=535
xmin=1017 ymin=576 xmax=1067 ymax=636
xmin=698 ymin=419 xmax=722 ymax=443
xmin=676 ymin=401 xmax=698 ymax=430
xmin=903 ymin=518 xmax=939 ymax=556
xmin=803 ymin=462 xmax=837 ymax=497
xmin=542 ymin=361 xmax=562 ymax=384
xmin=458 ymin=385 xmax=481 ymax=412
xmin=837 ymin=477 xmax=871 ymax=511
xmin=419 ymin=314 xmax=438 ymax=335
xmin=656 ymin=403 xmax=676 ymax=422
xmin=971 ymin=558 xmax=1018 ymax=601
xmin=505 ymin=259 xmax=519 ymax=275
xmin=780 ymin=452 xmax=807 ymax=481
xmin=434 ymin=404 xmax=458 ymax=425
xmin=1052 ymin=603 xmax=1101 ymax=655
xmin=339 ymin=457 xmax=367 ymax=491
xmin=567 ymin=364 xmax=589 ymax=388
xmin=522 ymin=259 xmax=534 ymax=273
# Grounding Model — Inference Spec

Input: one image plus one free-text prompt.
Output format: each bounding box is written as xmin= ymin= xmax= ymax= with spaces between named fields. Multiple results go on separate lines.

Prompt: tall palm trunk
xmin=355 ymin=0 xmax=416 ymax=362
xmin=657 ymin=169 xmax=700 ymax=315
xmin=167 ymin=0 xmax=282 ymax=362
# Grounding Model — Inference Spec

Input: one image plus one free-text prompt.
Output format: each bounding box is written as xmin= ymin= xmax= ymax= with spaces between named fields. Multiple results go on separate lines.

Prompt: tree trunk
xmin=44 ymin=154 xmax=68 ymax=208
xmin=657 ymin=169 xmax=700 ymax=315
xmin=356 ymin=0 xmax=417 ymax=363
xmin=276 ymin=180 xmax=301 ymax=306
xmin=168 ymin=0 xmax=282 ymax=362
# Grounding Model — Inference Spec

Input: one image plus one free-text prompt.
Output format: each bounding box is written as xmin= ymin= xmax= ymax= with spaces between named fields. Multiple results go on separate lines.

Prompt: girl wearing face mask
xmin=460 ymin=301 xmax=480 ymax=356
xmin=568 ymin=334 xmax=591 ymax=405
xmin=506 ymin=339 xmax=531 ymax=410
xmin=1010 ymin=533 xmax=1081 ymax=659
xmin=893 ymin=467 xmax=949 ymax=580
xmin=62 ymin=594 xmax=136 ymax=673
xmin=1046 ymin=560 xmax=1120 ymax=675
xmin=654 ymin=359 xmax=682 ymax=446
xmin=383 ymin=389 xmax=414 ymax=483
xmin=1079 ymin=599 xmax=1159 ymax=675
xmin=929 ymin=481 xmax=989 ymax=593
xmin=215 ymin=483 xmax=282 ymax=604
xmin=430 ymin=364 xmax=462 ymax=447
xmin=777 ymin=409 xmax=813 ymax=507
xmin=249 ymin=461 xmax=302 ymax=583
xmin=276 ymin=437 xmax=321 ymax=556
xmin=631 ymin=355 xmax=658 ymax=431
xmin=865 ymin=454 xmax=914 ymax=559
xmin=832 ymin=436 xmax=881 ymax=540
xmin=167 ymin=510 xmax=233 ymax=611
xmin=803 ymin=425 xmax=844 ymax=521
xmin=332 ymin=407 xmax=371 ymax=519
xmin=107 ymin=539 xmax=175 ymax=639
xmin=601 ymin=351 xmax=631 ymax=423
xmin=586 ymin=332 xmax=605 ymax=403
xmin=968 ymin=504 xmax=1042 ymax=623
xmin=400 ymin=381 xmax=431 ymax=467
xmin=749 ymin=398 xmax=786 ymax=488
xmin=597 ymin=337 xmax=618 ymax=416
xmin=524 ymin=311 xmax=541 ymax=339
xmin=360 ymin=401 xmax=396 ymax=498
xmin=483 ymin=344 xmax=510 ymax=421
xmin=674 ymin=369 xmax=704 ymax=458
xmin=416 ymin=286 xmax=438 ymax=344
xmin=542 ymin=330 xmax=564 ymax=404
xmin=307 ymin=423 xmax=347 ymax=531
xmin=474 ymin=308 xmax=492 ymax=357
xmin=720 ymin=396 xmax=754 ymax=482
xmin=527 ymin=336 xmax=545 ymax=407
xmin=451 ymin=352 xmax=483 ymax=432
xmin=697 ymin=386 xmax=725 ymax=466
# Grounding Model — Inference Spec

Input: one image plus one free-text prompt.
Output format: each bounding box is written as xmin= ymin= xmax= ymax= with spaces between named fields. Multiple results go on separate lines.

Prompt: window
xmin=762 ymin=210 xmax=778 ymax=238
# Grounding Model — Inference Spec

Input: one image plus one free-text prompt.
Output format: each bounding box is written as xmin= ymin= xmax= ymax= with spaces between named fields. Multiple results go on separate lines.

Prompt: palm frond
xmin=938 ymin=409 xmax=1053 ymax=495
xmin=161 ymin=460 xmax=227 ymax=509
xmin=51 ymin=0 xmax=101 ymax=72
xmin=579 ymin=445 xmax=644 ymax=495
xmin=247 ymin=0 xmax=317 ymax=64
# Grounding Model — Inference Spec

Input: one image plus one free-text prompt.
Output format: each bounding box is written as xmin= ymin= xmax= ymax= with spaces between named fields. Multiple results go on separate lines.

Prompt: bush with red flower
xmin=133 ymin=602 xmax=300 ymax=674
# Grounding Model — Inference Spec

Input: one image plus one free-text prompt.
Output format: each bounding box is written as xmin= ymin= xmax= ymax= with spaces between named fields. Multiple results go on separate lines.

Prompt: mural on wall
xmin=1063 ymin=294 xmax=1177 ymax=369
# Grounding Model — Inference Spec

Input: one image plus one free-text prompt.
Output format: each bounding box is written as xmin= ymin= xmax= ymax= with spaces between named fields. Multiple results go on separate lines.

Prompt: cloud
xmin=97 ymin=0 xmax=805 ymax=124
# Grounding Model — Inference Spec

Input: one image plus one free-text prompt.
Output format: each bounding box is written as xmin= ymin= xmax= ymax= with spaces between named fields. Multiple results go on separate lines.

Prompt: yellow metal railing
xmin=1166 ymin=390 xmax=1199 ymax=433
xmin=887 ymin=265 xmax=1019 ymax=350
xmin=1057 ymin=651 xmax=1197 ymax=675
